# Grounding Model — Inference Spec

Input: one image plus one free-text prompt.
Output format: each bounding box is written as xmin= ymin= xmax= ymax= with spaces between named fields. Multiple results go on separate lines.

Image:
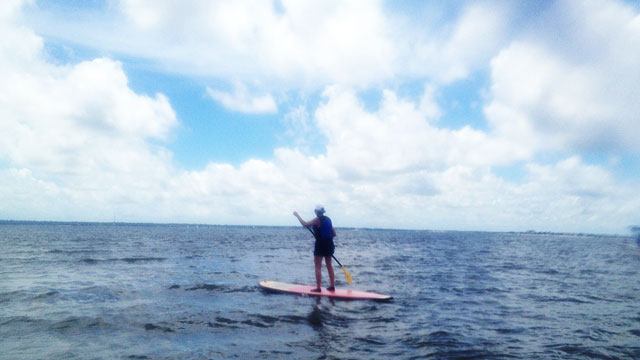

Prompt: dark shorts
xmin=314 ymin=239 xmax=335 ymax=257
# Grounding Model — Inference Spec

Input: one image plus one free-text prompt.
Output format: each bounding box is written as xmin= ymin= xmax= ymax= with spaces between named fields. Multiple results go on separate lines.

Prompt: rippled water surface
xmin=1 ymin=223 xmax=640 ymax=359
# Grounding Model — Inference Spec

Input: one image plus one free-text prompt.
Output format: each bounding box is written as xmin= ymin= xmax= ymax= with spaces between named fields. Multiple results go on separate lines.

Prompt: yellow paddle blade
xmin=341 ymin=266 xmax=353 ymax=284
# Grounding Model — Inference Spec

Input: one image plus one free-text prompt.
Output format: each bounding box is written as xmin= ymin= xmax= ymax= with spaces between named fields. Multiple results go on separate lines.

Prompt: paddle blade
xmin=341 ymin=266 xmax=353 ymax=284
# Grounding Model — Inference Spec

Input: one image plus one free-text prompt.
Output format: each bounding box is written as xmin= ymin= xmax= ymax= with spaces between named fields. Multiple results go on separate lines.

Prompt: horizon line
xmin=0 ymin=219 xmax=628 ymax=238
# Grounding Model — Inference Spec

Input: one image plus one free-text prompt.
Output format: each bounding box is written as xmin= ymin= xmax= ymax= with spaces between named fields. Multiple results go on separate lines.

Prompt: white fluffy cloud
xmin=113 ymin=0 xmax=397 ymax=87
xmin=401 ymin=1 xmax=511 ymax=84
xmin=485 ymin=0 xmax=640 ymax=154
xmin=307 ymin=88 xmax=640 ymax=233
xmin=207 ymin=82 xmax=277 ymax=113
xmin=316 ymin=85 xmax=531 ymax=177
xmin=0 ymin=54 xmax=177 ymax=176
xmin=30 ymin=0 xmax=514 ymax=89
xmin=0 ymin=2 xmax=178 ymax=220
xmin=2 ymin=0 xmax=640 ymax=234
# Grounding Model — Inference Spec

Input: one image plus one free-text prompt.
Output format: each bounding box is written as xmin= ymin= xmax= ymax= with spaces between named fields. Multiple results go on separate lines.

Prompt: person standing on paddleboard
xmin=293 ymin=205 xmax=337 ymax=292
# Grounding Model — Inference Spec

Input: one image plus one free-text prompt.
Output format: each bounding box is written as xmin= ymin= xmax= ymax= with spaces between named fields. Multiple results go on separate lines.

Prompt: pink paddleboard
xmin=259 ymin=280 xmax=392 ymax=300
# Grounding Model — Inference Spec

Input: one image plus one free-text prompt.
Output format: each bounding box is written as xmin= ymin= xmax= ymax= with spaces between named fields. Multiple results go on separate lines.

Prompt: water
xmin=1 ymin=223 xmax=640 ymax=359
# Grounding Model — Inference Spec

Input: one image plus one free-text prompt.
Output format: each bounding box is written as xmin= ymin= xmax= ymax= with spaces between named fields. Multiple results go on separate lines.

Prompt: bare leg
xmin=313 ymin=256 xmax=322 ymax=290
xmin=325 ymin=256 xmax=335 ymax=289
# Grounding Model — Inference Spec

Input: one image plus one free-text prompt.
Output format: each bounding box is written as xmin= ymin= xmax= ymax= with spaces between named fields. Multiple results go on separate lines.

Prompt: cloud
xmin=485 ymin=0 xmax=640 ymax=154
xmin=294 ymin=84 xmax=638 ymax=233
xmin=518 ymin=156 xmax=639 ymax=232
xmin=425 ymin=157 xmax=640 ymax=233
xmin=280 ymin=105 xmax=318 ymax=152
xmin=0 ymin=56 xmax=177 ymax=176
xmin=207 ymin=82 xmax=277 ymax=113
xmin=526 ymin=156 xmax=614 ymax=198
xmin=107 ymin=0 xmax=395 ymax=87
xmin=403 ymin=1 xmax=513 ymax=84
xmin=28 ymin=0 xmax=515 ymax=90
xmin=2 ymin=0 xmax=639 ymax=234
xmin=315 ymin=85 xmax=528 ymax=178
xmin=0 ymin=2 xmax=177 ymax=218
xmin=0 ymin=168 xmax=63 ymax=220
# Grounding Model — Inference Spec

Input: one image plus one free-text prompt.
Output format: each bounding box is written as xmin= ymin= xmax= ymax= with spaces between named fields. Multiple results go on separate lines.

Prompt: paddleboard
xmin=259 ymin=280 xmax=391 ymax=300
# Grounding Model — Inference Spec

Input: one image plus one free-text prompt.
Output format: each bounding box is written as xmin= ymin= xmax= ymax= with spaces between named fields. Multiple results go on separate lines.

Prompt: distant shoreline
xmin=0 ymin=219 xmax=630 ymax=238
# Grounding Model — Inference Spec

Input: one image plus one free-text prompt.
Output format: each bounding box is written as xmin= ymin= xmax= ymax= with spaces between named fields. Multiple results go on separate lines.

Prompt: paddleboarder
xmin=293 ymin=205 xmax=337 ymax=292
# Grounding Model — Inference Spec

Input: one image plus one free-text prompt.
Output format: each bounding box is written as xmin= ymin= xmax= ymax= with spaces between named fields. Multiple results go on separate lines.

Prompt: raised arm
xmin=293 ymin=211 xmax=318 ymax=228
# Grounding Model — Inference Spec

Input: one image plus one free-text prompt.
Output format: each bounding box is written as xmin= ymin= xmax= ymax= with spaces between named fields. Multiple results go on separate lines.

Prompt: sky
xmin=1 ymin=0 xmax=639 ymax=234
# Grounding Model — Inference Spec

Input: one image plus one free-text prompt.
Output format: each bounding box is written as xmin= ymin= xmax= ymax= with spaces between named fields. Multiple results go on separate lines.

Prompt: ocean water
xmin=1 ymin=223 xmax=640 ymax=359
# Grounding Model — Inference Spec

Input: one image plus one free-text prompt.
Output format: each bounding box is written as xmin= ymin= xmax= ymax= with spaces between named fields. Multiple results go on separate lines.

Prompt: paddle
xmin=306 ymin=226 xmax=353 ymax=284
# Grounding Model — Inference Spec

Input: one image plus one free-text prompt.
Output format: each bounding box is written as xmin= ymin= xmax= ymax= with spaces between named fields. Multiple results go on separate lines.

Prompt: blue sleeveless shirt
xmin=314 ymin=215 xmax=334 ymax=241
